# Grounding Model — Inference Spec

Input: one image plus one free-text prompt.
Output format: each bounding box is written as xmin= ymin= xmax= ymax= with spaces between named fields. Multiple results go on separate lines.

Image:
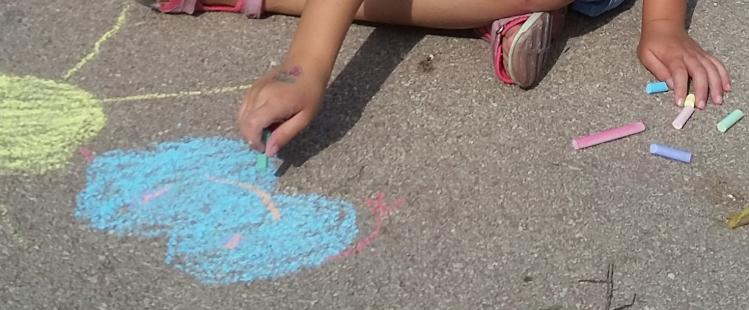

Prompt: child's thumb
xmin=640 ymin=50 xmax=672 ymax=87
xmin=265 ymin=111 xmax=312 ymax=157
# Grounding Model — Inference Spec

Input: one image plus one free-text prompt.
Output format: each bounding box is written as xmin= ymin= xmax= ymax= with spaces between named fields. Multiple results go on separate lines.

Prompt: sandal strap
xmin=158 ymin=0 xmax=264 ymax=18
xmin=159 ymin=0 xmax=198 ymax=14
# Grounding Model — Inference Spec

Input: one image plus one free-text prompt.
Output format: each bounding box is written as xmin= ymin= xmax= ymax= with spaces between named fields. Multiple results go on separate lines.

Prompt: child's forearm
xmin=282 ymin=0 xmax=364 ymax=82
xmin=642 ymin=0 xmax=686 ymax=30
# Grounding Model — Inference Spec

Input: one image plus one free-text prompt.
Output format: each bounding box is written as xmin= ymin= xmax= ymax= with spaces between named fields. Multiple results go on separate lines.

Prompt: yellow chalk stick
xmin=727 ymin=203 xmax=749 ymax=229
xmin=683 ymin=94 xmax=695 ymax=108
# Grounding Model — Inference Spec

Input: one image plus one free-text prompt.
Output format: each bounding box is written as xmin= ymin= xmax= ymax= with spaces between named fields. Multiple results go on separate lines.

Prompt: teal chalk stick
xmin=255 ymin=130 xmax=272 ymax=170
xmin=717 ymin=110 xmax=744 ymax=133
xmin=255 ymin=153 xmax=268 ymax=170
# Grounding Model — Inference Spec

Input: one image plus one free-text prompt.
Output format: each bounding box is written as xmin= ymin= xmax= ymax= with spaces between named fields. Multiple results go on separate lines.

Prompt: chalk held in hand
xmin=255 ymin=130 xmax=271 ymax=170
xmin=672 ymin=106 xmax=695 ymax=129
xmin=683 ymin=94 xmax=695 ymax=108
xmin=717 ymin=109 xmax=744 ymax=133
xmin=645 ymin=81 xmax=669 ymax=94
xmin=650 ymin=143 xmax=691 ymax=163
xmin=572 ymin=121 xmax=646 ymax=150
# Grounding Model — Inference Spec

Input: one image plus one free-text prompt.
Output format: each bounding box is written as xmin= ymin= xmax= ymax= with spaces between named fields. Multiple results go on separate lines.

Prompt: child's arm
xmin=239 ymin=0 xmax=364 ymax=156
xmin=638 ymin=0 xmax=730 ymax=109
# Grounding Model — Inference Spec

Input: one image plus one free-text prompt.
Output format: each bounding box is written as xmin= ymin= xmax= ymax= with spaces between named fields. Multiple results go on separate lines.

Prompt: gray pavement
xmin=1 ymin=0 xmax=748 ymax=309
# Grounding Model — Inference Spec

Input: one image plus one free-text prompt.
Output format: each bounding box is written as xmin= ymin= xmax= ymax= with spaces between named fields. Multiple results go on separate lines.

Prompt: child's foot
xmin=482 ymin=8 xmax=566 ymax=88
xmin=492 ymin=12 xmax=552 ymax=88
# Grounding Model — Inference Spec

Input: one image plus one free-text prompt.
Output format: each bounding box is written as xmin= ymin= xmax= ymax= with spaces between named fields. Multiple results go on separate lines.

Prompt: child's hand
xmin=238 ymin=65 xmax=325 ymax=156
xmin=637 ymin=22 xmax=731 ymax=109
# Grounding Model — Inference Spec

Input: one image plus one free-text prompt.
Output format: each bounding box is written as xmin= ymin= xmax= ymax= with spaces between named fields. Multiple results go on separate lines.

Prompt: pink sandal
xmin=479 ymin=12 xmax=552 ymax=88
xmin=143 ymin=0 xmax=264 ymax=18
xmin=478 ymin=9 xmax=565 ymax=88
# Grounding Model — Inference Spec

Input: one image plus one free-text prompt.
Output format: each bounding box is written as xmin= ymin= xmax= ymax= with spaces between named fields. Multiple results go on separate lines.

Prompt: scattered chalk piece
xmin=717 ymin=109 xmax=744 ymax=133
xmin=683 ymin=94 xmax=695 ymax=108
xmin=573 ymin=121 xmax=646 ymax=150
xmin=645 ymin=81 xmax=669 ymax=94
xmin=727 ymin=203 xmax=749 ymax=229
xmin=650 ymin=143 xmax=691 ymax=163
xmin=672 ymin=106 xmax=695 ymax=130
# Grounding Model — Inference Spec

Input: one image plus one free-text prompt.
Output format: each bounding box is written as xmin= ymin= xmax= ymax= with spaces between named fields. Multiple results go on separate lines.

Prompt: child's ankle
xmin=262 ymin=0 xmax=297 ymax=15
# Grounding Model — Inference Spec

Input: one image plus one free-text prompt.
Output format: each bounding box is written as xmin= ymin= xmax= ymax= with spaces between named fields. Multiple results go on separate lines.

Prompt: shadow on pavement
xmin=276 ymin=26 xmax=425 ymax=176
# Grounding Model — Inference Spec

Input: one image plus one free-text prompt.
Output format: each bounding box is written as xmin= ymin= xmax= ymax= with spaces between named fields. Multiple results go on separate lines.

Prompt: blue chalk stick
xmin=645 ymin=81 xmax=669 ymax=94
xmin=650 ymin=143 xmax=691 ymax=163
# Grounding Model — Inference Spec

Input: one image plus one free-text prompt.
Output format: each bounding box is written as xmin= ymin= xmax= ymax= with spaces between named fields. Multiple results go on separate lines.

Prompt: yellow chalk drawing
xmin=1 ymin=3 xmax=248 ymax=175
xmin=101 ymin=85 xmax=248 ymax=103
xmin=62 ymin=3 xmax=131 ymax=81
xmin=0 ymin=75 xmax=106 ymax=174
xmin=0 ymin=204 xmax=26 ymax=247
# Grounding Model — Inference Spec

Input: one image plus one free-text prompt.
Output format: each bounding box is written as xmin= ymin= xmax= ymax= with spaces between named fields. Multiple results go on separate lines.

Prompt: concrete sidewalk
xmin=1 ymin=0 xmax=748 ymax=308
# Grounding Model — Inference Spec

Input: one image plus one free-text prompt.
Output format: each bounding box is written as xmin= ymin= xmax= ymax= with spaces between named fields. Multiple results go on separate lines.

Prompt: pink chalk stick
xmin=672 ymin=107 xmax=695 ymax=129
xmin=572 ymin=121 xmax=646 ymax=150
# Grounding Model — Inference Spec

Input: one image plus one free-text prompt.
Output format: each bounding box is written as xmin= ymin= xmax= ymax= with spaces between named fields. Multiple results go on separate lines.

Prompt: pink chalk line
xmin=224 ymin=234 xmax=242 ymax=249
xmin=79 ymin=147 xmax=95 ymax=163
xmin=332 ymin=192 xmax=405 ymax=259
xmin=141 ymin=186 xmax=169 ymax=204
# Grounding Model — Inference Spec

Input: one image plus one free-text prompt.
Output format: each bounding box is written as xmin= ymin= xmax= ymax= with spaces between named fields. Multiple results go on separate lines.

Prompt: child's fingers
xmin=238 ymin=106 xmax=266 ymax=153
xmin=265 ymin=111 xmax=313 ymax=157
xmin=684 ymin=56 xmax=709 ymax=109
xmin=667 ymin=61 xmax=689 ymax=107
xmin=707 ymin=56 xmax=731 ymax=92
xmin=698 ymin=56 xmax=724 ymax=104
xmin=239 ymin=100 xmax=292 ymax=153
xmin=639 ymin=50 xmax=673 ymax=89
xmin=243 ymin=100 xmax=297 ymax=156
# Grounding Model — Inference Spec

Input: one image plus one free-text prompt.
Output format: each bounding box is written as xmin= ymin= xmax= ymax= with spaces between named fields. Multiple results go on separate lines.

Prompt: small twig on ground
xmin=605 ymin=263 xmax=614 ymax=310
xmin=578 ymin=279 xmax=608 ymax=284
xmin=613 ymin=294 xmax=637 ymax=310
xmin=578 ymin=263 xmax=637 ymax=310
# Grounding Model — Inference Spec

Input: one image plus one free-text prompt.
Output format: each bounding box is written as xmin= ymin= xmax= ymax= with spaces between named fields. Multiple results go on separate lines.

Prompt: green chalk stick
xmin=255 ymin=130 xmax=272 ymax=170
xmin=717 ymin=109 xmax=744 ymax=133
xmin=255 ymin=152 xmax=268 ymax=170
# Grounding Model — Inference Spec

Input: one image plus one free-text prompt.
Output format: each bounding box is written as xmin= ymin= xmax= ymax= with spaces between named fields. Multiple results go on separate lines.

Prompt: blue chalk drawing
xmin=76 ymin=137 xmax=358 ymax=284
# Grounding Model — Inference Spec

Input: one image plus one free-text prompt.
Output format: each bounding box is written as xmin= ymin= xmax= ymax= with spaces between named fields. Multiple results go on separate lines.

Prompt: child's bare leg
xmin=167 ymin=0 xmax=570 ymax=29
xmin=170 ymin=0 xmax=569 ymax=85
xmin=266 ymin=0 xmax=570 ymax=70
xmin=158 ymin=0 xmax=237 ymax=6
xmin=267 ymin=0 xmax=572 ymax=29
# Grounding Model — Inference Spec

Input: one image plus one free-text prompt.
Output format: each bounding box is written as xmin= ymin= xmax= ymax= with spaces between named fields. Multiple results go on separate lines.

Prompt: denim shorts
xmin=572 ymin=0 xmax=627 ymax=17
